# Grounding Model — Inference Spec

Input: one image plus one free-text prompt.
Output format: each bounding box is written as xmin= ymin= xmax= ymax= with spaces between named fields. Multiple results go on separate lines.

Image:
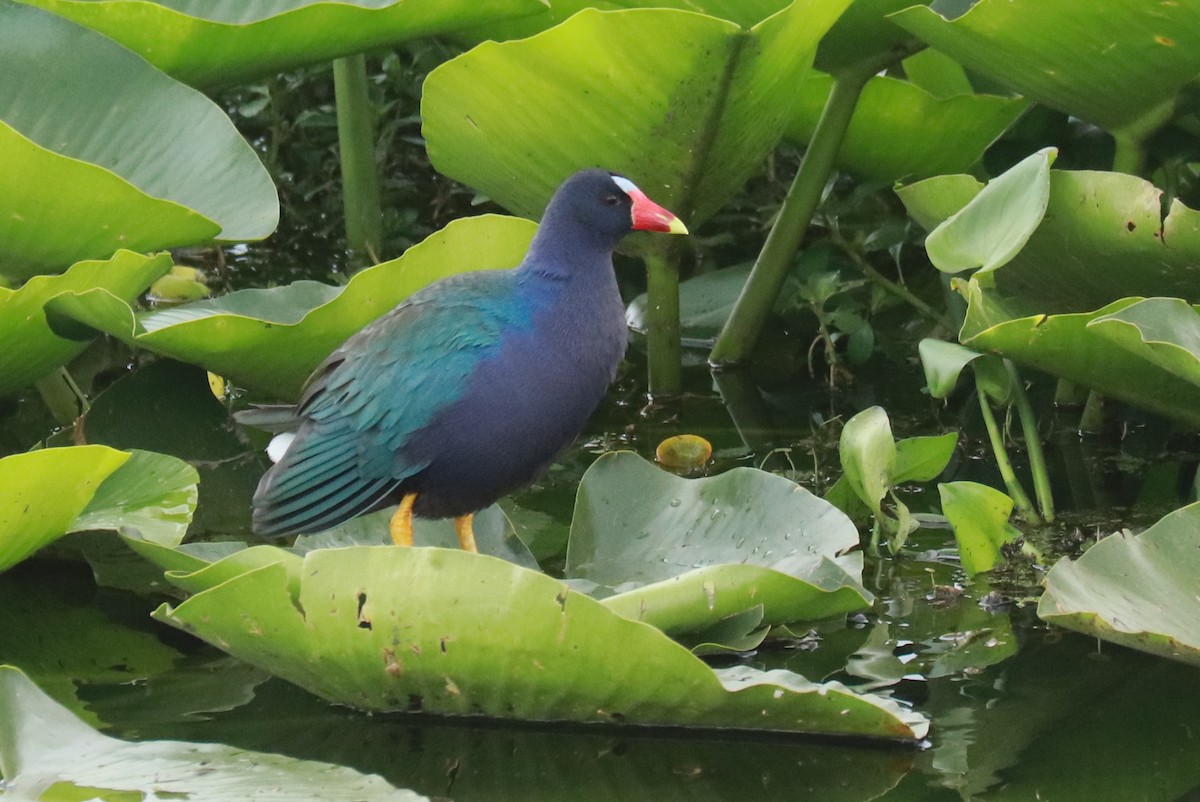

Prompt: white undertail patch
xmin=267 ymin=432 xmax=296 ymax=464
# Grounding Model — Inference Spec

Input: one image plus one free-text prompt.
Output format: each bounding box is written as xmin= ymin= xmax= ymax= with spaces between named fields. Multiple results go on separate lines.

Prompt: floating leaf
xmin=1039 ymin=503 xmax=1200 ymax=667
xmin=0 ymin=1 xmax=277 ymax=277
xmin=0 ymin=251 xmax=169 ymax=397
xmin=0 ymin=446 xmax=196 ymax=574
xmin=152 ymin=546 xmax=927 ymax=740
xmin=18 ymin=0 xmax=545 ymax=88
xmin=938 ymin=481 xmax=1023 ymax=576
xmin=565 ymin=452 xmax=870 ymax=636
xmin=0 ymin=666 xmax=422 ymax=800
xmin=45 ymin=215 xmax=537 ymax=399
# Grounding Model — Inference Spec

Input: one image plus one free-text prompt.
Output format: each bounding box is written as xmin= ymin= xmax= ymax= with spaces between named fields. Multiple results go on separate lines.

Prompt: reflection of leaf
xmin=0 ymin=666 xmax=422 ymax=801
xmin=566 ymin=452 xmax=870 ymax=635
xmin=0 ymin=251 xmax=170 ymax=397
xmin=1039 ymin=503 xmax=1200 ymax=667
xmin=45 ymin=215 xmax=537 ymax=399
xmin=153 ymin=546 xmax=927 ymax=740
xmin=0 ymin=3 xmax=276 ymax=276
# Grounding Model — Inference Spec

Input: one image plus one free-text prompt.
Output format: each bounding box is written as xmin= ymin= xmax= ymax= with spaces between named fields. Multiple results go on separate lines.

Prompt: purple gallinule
xmin=237 ymin=170 xmax=686 ymax=551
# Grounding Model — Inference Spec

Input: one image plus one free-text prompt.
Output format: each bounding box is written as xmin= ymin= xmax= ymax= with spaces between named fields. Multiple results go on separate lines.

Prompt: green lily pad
xmin=813 ymin=0 xmax=922 ymax=75
xmin=786 ymin=72 xmax=1027 ymax=183
xmin=423 ymin=1 xmax=852 ymax=231
xmin=1038 ymin=503 xmax=1200 ymax=667
xmin=938 ymin=481 xmax=1023 ymax=577
xmin=0 ymin=1 xmax=277 ymax=277
xmin=564 ymin=452 xmax=870 ymax=636
xmin=890 ymin=0 xmax=1200 ymax=134
xmin=17 ymin=0 xmax=544 ymax=89
xmin=152 ymin=546 xmax=927 ymax=740
xmin=0 ymin=446 xmax=197 ymax=574
xmin=0 ymin=250 xmax=169 ymax=397
xmin=0 ymin=666 xmax=423 ymax=800
xmin=45 ymin=215 xmax=537 ymax=399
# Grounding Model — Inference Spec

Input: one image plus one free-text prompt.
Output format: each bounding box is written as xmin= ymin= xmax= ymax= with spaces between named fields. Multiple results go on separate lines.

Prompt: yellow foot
xmin=389 ymin=492 xmax=417 ymax=547
xmin=454 ymin=513 xmax=478 ymax=553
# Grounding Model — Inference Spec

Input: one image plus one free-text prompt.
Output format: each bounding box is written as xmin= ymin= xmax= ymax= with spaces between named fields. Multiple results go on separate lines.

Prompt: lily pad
xmin=0 ymin=250 xmax=170 ymax=397
xmin=0 ymin=446 xmax=197 ymax=574
xmin=565 ymin=452 xmax=870 ymax=636
xmin=0 ymin=666 xmax=422 ymax=800
xmin=0 ymin=1 xmax=277 ymax=277
xmin=1038 ymin=503 xmax=1200 ymax=667
xmin=786 ymin=72 xmax=1027 ymax=183
xmin=152 ymin=545 xmax=927 ymax=740
xmin=45 ymin=215 xmax=537 ymax=399
xmin=17 ymin=0 xmax=544 ymax=89
xmin=423 ymin=1 xmax=852 ymax=230
xmin=890 ymin=0 xmax=1200 ymax=134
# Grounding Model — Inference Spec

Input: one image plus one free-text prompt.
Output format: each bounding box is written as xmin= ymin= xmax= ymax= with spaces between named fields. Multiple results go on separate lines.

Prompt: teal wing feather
xmin=252 ymin=270 xmax=527 ymax=536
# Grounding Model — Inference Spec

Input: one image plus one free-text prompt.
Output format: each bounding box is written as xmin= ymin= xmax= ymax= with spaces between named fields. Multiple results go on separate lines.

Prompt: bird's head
xmin=544 ymin=169 xmax=688 ymax=248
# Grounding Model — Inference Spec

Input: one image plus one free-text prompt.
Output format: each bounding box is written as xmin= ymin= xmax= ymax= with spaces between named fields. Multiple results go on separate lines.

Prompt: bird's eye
xmin=602 ymin=194 xmax=621 ymax=206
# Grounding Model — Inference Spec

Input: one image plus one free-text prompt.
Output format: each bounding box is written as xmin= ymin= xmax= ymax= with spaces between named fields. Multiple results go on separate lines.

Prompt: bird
xmin=236 ymin=169 xmax=687 ymax=552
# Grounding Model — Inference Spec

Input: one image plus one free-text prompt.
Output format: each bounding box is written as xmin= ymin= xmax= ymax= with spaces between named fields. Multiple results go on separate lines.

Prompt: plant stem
xmin=35 ymin=367 xmax=88 ymax=428
xmin=834 ymin=232 xmax=955 ymax=331
xmin=1005 ymin=360 xmax=1054 ymax=523
xmin=643 ymin=247 xmax=682 ymax=397
xmin=976 ymin=373 xmax=1039 ymax=523
xmin=333 ymin=54 xmax=383 ymax=266
xmin=710 ymin=57 xmax=888 ymax=367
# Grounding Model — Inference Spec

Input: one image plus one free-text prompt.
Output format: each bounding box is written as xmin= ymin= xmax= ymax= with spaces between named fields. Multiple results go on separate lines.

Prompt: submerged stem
xmin=643 ymin=247 xmax=682 ymax=398
xmin=1006 ymin=360 xmax=1055 ymax=522
xmin=976 ymin=374 xmax=1038 ymax=523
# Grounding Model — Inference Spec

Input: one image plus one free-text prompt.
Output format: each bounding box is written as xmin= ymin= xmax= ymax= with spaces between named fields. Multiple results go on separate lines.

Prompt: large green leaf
xmin=0 ymin=1 xmax=277 ymax=278
xmin=0 ymin=446 xmax=197 ymax=574
xmin=1038 ymin=503 xmax=1200 ymax=667
xmin=0 ymin=251 xmax=169 ymax=397
xmin=814 ymin=0 xmax=922 ymax=74
xmin=152 ymin=546 xmax=928 ymax=740
xmin=1088 ymin=297 xmax=1200 ymax=387
xmin=564 ymin=452 xmax=870 ymax=636
xmin=786 ymin=72 xmax=1027 ymax=183
xmin=938 ymin=481 xmax=1022 ymax=577
xmin=423 ymin=1 xmax=852 ymax=230
xmin=898 ymin=169 xmax=1200 ymax=317
xmin=0 ymin=666 xmax=422 ymax=800
xmin=45 ymin=215 xmax=538 ymax=399
xmin=890 ymin=0 xmax=1200 ymax=134
xmin=960 ymin=290 xmax=1200 ymax=429
xmin=16 ymin=0 xmax=544 ymax=89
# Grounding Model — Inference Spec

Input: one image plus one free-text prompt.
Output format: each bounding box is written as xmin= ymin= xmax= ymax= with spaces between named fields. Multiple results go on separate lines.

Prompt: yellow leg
xmin=389 ymin=492 xmax=417 ymax=547
xmin=454 ymin=513 xmax=478 ymax=553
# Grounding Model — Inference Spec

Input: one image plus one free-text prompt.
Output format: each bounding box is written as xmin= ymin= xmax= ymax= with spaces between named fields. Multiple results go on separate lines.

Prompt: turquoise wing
xmin=252 ymin=270 xmax=527 ymax=536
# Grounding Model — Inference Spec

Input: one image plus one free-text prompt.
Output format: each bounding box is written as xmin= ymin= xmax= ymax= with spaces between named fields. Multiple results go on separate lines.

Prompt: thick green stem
xmin=976 ymin=374 xmax=1039 ymax=523
xmin=334 ymin=54 xmax=383 ymax=266
xmin=1006 ymin=360 xmax=1054 ymax=523
xmin=35 ymin=367 xmax=87 ymax=428
xmin=644 ymin=248 xmax=682 ymax=397
xmin=710 ymin=59 xmax=884 ymax=366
